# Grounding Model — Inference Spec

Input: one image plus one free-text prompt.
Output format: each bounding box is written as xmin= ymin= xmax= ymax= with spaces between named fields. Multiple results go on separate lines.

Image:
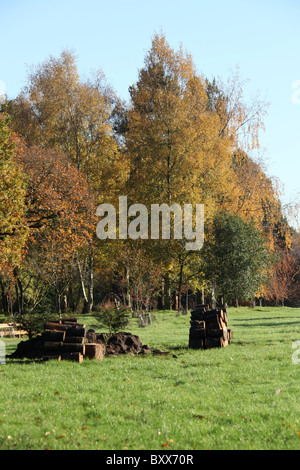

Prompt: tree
xmin=202 ymin=212 xmax=272 ymax=306
xmin=0 ymin=113 xmax=28 ymax=275
xmin=124 ymin=33 xmax=238 ymax=307
xmin=264 ymin=244 xmax=300 ymax=306
xmin=12 ymin=142 xmax=96 ymax=314
xmin=94 ymin=302 xmax=130 ymax=336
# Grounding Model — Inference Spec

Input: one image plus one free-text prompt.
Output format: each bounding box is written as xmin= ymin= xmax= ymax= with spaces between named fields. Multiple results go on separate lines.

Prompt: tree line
xmin=1 ymin=33 xmax=299 ymax=316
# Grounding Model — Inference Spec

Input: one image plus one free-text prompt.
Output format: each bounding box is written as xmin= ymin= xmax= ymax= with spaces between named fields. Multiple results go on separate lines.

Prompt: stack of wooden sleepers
xmin=189 ymin=304 xmax=232 ymax=349
xmin=42 ymin=318 xmax=86 ymax=362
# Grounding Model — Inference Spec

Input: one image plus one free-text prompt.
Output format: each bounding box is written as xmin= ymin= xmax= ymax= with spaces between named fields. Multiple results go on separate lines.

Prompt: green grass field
xmin=0 ymin=307 xmax=300 ymax=450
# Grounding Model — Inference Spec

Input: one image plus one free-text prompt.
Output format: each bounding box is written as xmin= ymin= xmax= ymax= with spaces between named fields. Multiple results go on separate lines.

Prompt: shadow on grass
xmin=233 ymin=315 xmax=298 ymax=321
xmin=233 ymin=320 xmax=300 ymax=328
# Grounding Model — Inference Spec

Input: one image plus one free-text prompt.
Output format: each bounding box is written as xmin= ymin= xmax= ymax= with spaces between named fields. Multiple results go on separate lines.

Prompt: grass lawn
xmin=0 ymin=306 xmax=300 ymax=450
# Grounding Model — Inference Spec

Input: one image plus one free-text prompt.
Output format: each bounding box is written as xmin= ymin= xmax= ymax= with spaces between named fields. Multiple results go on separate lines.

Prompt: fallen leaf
xmin=193 ymin=414 xmax=205 ymax=419
xmin=161 ymin=441 xmax=169 ymax=448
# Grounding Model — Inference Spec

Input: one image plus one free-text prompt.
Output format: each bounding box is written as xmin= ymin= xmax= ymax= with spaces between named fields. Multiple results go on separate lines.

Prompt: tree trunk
xmin=163 ymin=273 xmax=172 ymax=310
xmin=76 ymin=257 xmax=89 ymax=306
xmin=185 ymin=287 xmax=189 ymax=315
xmin=13 ymin=268 xmax=24 ymax=314
xmin=211 ymin=281 xmax=216 ymax=309
xmin=87 ymin=250 xmax=94 ymax=313
xmin=125 ymin=265 xmax=131 ymax=308
xmin=177 ymin=262 xmax=184 ymax=312
xmin=201 ymin=287 xmax=205 ymax=305
xmin=0 ymin=277 xmax=8 ymax=313
xmin=77 ymin=249 xmax=94 ymax=314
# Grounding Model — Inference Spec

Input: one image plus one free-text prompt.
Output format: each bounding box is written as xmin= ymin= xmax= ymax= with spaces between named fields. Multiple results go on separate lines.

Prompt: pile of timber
xmin=189 ymin=304 xmax=233 ymax=349
xmin=42 ymin=318 xmax=86 ymax=362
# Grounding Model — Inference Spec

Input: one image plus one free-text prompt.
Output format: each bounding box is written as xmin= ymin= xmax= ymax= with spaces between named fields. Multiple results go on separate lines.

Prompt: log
xmin=44 ymin=322 xmax=69 ymax=332
xmin=61 ymin=343 xmax=85 ymax=354
xmin=189 ymin=337 xmax=206 ymax=349
xmin=61 ymin=352 xmax=83 ymax=363
xmin=190 ymin=320 xmax=205 ymax=329
xmin=61 ymin=318 xmax=78 ymax=323
xmin=61 ymin=321 xmax=85 ymax=327
xmin=44 ymin=341 xmax=63 ymax=351
xmin=194 ymin=304 xmax=209 ymax=312
xmin=42 ymin=330 xmax=66 ymax=342
xmin=189 ymin=328 xmax=206 ymax=338
xmin=63 ymin=336 xmax=84 ymax=344
xmin=190 ymin=312 xmax=206 ymax=321
xmin=43 ymin=355 xmax=61 ymax=361
xmin=206 ymin=327 xmax=227 ymax=339
xmin=206 ymin=337 xmax=223 ymax=348
xmin=205 ymin=320 xmax=221 ymax=330
xmin=206 ymin=337 xmax=228 ymax=348
xmin=204 ymin=309 xmax=223 ymax=319
xmin=204 ymin=313 xmax=221 ymax=323
xmin=221 ymin=309 xmax=228 ymax=326
xmin=84 ymin=343 xmax=106 ymax=360
xmin=65 ymin=326 xmax=86 ymax=337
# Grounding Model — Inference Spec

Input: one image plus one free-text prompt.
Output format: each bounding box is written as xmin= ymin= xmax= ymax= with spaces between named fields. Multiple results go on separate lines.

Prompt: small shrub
xmin=94 ymin=303 xmax=130 ymax=335
xmin=13 ymin=311 xmax=59 ymax=339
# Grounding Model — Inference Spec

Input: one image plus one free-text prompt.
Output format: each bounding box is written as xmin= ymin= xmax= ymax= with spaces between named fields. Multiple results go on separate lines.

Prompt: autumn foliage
xmin=1 ymin=33 xmax=299 ymax=315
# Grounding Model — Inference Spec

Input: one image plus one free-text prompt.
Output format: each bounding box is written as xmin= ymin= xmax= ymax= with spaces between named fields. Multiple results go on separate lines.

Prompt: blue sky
xmin=1 ymin=0 xmax=299 ymax=213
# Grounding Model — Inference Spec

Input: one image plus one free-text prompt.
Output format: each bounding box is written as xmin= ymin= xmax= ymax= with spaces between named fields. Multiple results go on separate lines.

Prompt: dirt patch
xmin=9 ymin=336 xmax=44 ymax=359
xmin=85 ymin=330 xmax=152 ymax=356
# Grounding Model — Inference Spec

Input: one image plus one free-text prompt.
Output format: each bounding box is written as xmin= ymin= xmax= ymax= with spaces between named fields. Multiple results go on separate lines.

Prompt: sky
xmin=1 ymin=0 xmax=299 ymax=216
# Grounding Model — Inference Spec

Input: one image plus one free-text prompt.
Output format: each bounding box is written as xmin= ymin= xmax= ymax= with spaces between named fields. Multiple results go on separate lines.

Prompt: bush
xmin=94 ymin=303 xmax=130 ymax=335
xmin=13 ymin=311 xmax=60 ymax=339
